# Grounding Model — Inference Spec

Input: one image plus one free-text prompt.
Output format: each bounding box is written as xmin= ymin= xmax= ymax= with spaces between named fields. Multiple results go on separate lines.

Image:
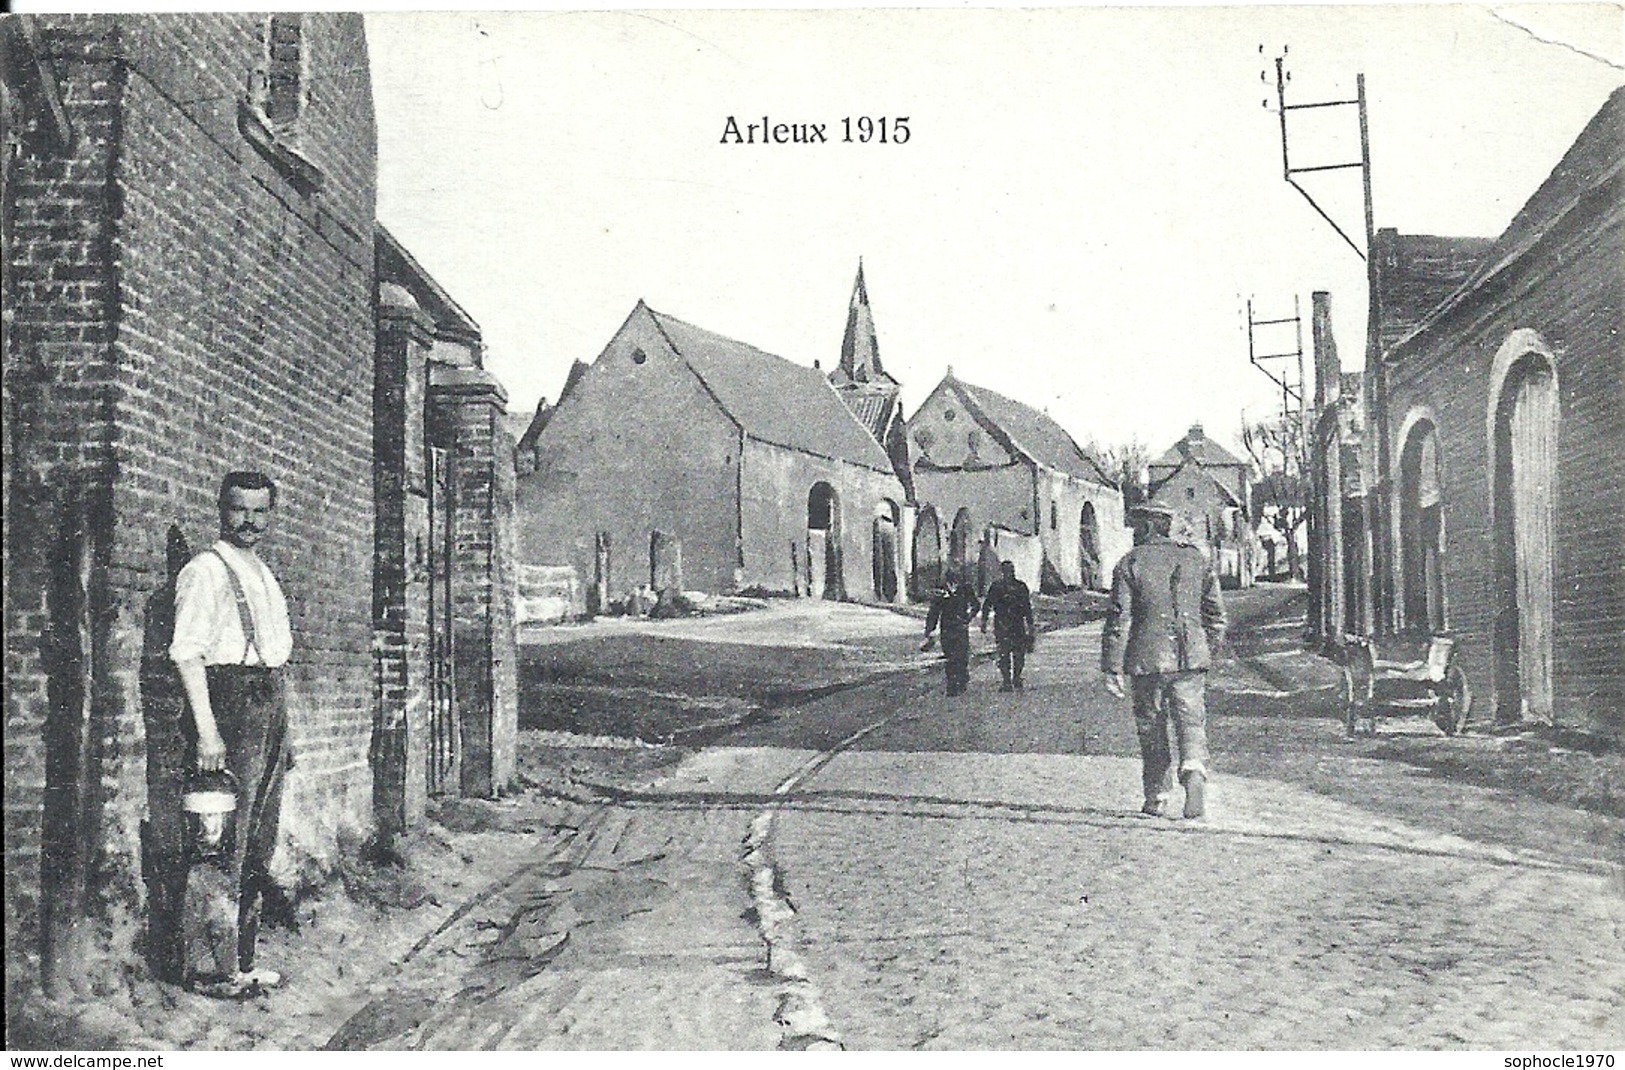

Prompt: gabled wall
xmin=514 ymin=311 xmax=742 ymax=607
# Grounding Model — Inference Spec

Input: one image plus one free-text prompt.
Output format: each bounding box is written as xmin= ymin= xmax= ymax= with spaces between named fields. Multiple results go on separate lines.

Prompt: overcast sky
xmin=365 ymin=4 xmax=1622 ymax=459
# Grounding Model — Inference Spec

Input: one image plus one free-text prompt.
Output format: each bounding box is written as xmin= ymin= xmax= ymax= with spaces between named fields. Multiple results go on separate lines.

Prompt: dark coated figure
xmin=980 ymin=559 xmax=1035 ymax=691
xmin=924 ymin=570 xmax=981 ymax=696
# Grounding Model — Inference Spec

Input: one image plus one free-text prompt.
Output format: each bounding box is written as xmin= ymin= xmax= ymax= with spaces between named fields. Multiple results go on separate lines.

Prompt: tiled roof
xmin=376 ymin=224 xmax=481 ymax=345
xmin=947 ymin=376 xmax=1112 ymax=485
xmin=645 ymin=306 xmax=895 ymax=473
xmin=1148 ymin=455 xmax=1241 ymax=508
xmin=834 ymin=386 xmax=901 ymax=442
xmin=1151 ymin=426 xmax=1246 ymax=470
xmin=1374 ymin=232 xmax=1496 ymax=352
xmin=1395 ymin=86 xmax=1624 ymax=353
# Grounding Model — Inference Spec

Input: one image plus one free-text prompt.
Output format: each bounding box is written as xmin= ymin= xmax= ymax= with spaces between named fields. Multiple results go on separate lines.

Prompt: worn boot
xmin=1181 ymin=770 xmax=1206 ymax=819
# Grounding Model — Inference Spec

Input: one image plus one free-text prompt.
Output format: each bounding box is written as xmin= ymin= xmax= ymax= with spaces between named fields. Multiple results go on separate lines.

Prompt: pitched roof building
xmin=906 ymin=371 xmax=1127 ymax=594
xmin=1148 ymin=424 xmax=1258 ymax=587
xmin=1368 ymin=85 xmax=1624 ymax=739
xmin=514 ymin=301 xmax=907 ymax=608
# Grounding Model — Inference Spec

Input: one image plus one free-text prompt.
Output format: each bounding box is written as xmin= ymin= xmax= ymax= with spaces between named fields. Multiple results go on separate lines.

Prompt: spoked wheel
xmin=1433 ymin=666 xmax=1472 ymax=736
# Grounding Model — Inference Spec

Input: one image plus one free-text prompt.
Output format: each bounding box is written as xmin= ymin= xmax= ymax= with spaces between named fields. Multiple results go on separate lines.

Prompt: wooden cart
xmin=1340 ymin=634 xmax=1471 ymax=738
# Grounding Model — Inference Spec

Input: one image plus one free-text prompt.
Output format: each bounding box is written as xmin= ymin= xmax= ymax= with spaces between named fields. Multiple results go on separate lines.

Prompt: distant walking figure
xmin=980 ymin=560 xmax=1034 ymax=691
xmin=1102 ymin=503 xmax=1227 ymax=819
xmin=924 ymin=570 xmax=980 ymax=696
xmin=167 ymin=471 xmax=294 ymax=997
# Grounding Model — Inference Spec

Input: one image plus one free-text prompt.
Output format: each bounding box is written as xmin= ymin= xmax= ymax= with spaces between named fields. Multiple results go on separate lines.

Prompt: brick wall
xmin=4 ymin=13 xmax=378 ymax=994
xmin=433 ymin=368 xmax=516 ymax=797
xmin=4 ymin=16 xmax=126 ymax=995
xmin=373 ymin=290 xmax=434 ymax=835
xmin=1384 ymin=190 xmax=1623 ymax=738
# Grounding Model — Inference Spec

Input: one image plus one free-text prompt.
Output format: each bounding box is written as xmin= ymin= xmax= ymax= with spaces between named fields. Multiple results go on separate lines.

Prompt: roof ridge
xmin=948 ymin=374 xmax=1112 ymax=485
xmin=643 ymin=305 xmax=894 ymax=473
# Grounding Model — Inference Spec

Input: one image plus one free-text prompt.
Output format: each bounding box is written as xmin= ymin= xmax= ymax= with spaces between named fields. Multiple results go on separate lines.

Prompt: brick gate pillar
xmin=372 ymin=284 xmax=435 ymax=838
xmin=429 ymin=367 xmax=517 ymax=798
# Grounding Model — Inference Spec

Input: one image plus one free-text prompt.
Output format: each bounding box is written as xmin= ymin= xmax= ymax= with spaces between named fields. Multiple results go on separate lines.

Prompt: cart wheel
xmin=1341 ymin=667 xmax=1361 ymax=737
xmin=1434 ymin=666 xmax=1472 ymax=736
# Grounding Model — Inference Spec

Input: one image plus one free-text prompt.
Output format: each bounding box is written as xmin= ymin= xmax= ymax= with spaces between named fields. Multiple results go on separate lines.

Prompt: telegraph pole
xmin=1246 ymin=295 xmax=1309 ymax=580
xmin=1260 ymin=47 xmax=1383 ymax=633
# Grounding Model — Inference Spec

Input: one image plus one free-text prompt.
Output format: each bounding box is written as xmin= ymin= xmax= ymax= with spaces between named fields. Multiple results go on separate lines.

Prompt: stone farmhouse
xmin=513 ymin=301 xmax=908 ymax=610
xmin=3 ymin=13 xmax=517 ymax=999
xmin=906 ymin=372 xmax=1130 ymax=596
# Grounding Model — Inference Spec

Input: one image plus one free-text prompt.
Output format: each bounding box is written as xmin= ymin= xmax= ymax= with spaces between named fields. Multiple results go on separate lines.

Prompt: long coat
xmin=1101 ymin=534 xmax=1227 ymax=675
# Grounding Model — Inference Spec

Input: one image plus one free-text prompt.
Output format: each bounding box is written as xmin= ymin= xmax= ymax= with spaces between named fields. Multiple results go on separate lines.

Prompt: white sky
xmin=365 ymin=4 xmax=1623 ymax=459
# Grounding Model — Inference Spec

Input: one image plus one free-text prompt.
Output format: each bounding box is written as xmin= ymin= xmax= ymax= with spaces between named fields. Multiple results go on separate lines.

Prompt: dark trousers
xmin=996 ymin=639 xmax=1026 ymax=687
xmin=145 ymin=666 xmax=287 ymax=981
xmin=1130 ymin=671 xmax=1209 ymax=803
xmin=941 ymin=628 xmax=971 ymax=695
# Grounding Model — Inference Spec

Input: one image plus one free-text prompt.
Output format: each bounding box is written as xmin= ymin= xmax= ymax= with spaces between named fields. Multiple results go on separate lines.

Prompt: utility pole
xmin=1260 ymin=46 xmax=1382 ymax=635
xmin=1246 ymin=295 xmax=1309 ymax=580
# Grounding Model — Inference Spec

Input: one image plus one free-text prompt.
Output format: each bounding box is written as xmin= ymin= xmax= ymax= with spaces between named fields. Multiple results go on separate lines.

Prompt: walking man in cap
xmin=980 ymin=559 xmax=1035 ymax=691
xmin=923 ymin=569 xmax=980 ymax=696
xmin=1102 ymin=502 xmax=1227 ymax=818
xmin=167 ymin=470 xmax=293 ymax=996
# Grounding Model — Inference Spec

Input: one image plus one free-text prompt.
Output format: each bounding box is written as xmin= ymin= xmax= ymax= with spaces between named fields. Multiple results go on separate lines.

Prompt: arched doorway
xmin=872 ymin=499 xmax=900 ymax=603
xmin=1492 ymin=353 xmax=1557 ymax=723
xmin=1079 ymin=501 xmax=1102 ymax=590
xmin=1398 ymin=419 xmax=1446 ymax=635
xmin=911 ymin=506 xmax=942 ymax=599
xmin=807 ymin=482 xmax=842 ymax=601
xmin=948 ymin=507 xmax=972 ymax=581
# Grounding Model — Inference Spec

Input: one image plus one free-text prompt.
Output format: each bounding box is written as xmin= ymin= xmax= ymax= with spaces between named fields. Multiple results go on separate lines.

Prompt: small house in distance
xmin=906 ymin=372 xmax=1129 ymax=596
xmin=1147 ymin=423 xmax=1259 ymax=588
xmin=514 ymin=301 xmax=908 ymax=612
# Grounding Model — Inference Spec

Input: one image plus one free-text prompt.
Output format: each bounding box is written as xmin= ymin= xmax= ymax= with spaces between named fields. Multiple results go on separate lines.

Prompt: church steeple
xmin=834 ymin=260 xmax=895 ymax=387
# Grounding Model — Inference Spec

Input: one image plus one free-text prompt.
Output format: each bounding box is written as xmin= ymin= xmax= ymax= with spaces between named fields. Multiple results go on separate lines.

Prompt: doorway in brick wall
xmin=425 ymin=444 xmax=458 ymax=795
xmin=1492 ymin=353 xmax=1557 ymax=724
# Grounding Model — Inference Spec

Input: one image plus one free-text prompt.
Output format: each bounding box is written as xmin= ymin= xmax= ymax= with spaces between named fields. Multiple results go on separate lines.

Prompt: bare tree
xmin=1080 ymin=437 xmax=1151 ymax=514
xmin=1241 ymin=414 xmax=1307 ymax=580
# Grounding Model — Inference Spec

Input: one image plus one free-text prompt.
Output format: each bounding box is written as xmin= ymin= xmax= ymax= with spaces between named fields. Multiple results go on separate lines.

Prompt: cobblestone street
xmin=322 ymin=589 xmax=1624 ymax=1050
xmin=740 ymin=620 xmax=1625 ymax=1048
xmin=49 ymin=591 xmax=1619 ymax=1051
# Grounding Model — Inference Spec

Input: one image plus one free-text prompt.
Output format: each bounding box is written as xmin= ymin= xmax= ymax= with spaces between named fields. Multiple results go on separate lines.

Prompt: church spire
xmin=835 ymin=259 xmax=893 ymax=386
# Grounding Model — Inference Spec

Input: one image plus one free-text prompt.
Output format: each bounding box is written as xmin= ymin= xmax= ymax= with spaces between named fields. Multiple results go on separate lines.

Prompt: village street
xmin=314 ymin=590 xmax=1625 ymax=1051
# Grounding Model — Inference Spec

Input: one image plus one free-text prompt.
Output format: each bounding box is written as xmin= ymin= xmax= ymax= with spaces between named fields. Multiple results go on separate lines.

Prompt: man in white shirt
xmin=167 ymin=470 xmax=293 ymax=998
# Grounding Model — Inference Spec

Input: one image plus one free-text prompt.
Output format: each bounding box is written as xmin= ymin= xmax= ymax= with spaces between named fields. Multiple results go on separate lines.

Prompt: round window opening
xmin=631 ymin=348 xmax=648 ymax=365
xmin=944 ymin=408 xmax=957 ymax=422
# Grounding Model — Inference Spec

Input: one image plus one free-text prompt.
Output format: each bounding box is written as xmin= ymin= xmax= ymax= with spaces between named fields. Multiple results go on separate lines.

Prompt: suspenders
xmin=208 ymin=548 xmax=262 ymax=665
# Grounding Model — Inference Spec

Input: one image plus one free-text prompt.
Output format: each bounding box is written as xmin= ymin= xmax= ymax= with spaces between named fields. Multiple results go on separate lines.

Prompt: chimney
xmin=1312 ymin=290 xmax=1339 ymax=408
xmin=1188 ymin=423 xmax=1204 ymax=441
